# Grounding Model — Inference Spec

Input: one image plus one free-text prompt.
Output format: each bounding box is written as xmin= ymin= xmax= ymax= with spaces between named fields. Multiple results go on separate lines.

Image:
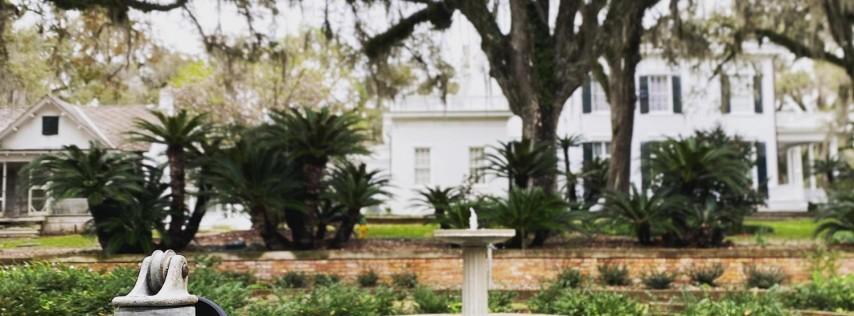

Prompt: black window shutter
xmin=640 ymin=142 xmax=651 ymax=190
xmin=582 ymin=143 xmax=593 ymax=163
xmin=582 ymin=78 xmax=592 ymax=113
xmin=720 ymin=75 xmax=731 ymax=113
xmin=756 ymin=142 xmax=768 ymax=195
xmin=753 ymin=75 xmax=763 ymax=113
xmin=639 ymin=76 xmax=649 ymax=114
xmin=42 ymin=116 xmax=59 ymax=135
xmin=672 ymin=75 xmax=682 ymax=113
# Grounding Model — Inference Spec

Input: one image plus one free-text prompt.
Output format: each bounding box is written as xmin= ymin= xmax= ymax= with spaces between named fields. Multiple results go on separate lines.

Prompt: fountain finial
xmin=468 ymin=208 xmax=478 ymax=230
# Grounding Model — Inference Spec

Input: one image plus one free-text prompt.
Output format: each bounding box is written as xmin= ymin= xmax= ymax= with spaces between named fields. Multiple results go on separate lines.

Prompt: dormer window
xmin=42 ymin=116 xmax=59 ymax=135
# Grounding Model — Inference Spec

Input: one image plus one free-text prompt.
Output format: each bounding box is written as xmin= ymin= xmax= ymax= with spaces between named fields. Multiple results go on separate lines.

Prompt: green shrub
xmin=680 ymin=292 xmax=788 ymax=316
xmin=0 ymin=263 xmax=134 ymax=316
xmin=277 ymin=271 xmax=309 ymax=288
xmin=786 ymin=276 xmax=854 ymax=312
xmin=485 ymin=187 xmax=569 ymax=248
xmin=313 ymin=273 xmax=341 ymax=287
xmin=391 ymin=272 xmax=418 ymax=288
xmin=745 ymin=266 xmax=786 ymax=289
xmin=489 ymin=291 xmax=516 ymax=313
xmin=642 ymin=271 xmax=676 ymax=289
xmin=250 ymin=283 xmax=397 ymax=316
xmin=529 ymin=287 xmax=649 ymax=315
xmin=648 ymin=128 xmax=763 ymax=247
xmin=554 ymin=268 xmax=584 ymax=289
xmin=356 ymin=269 xmax=380 ymax=287
xmin=689 ymin=263 xmax=725 ymax=287
xmin=189 ymin=257 xmax=253 ymax=314
xmin=413 ymin=287 xmax=454 ymax=313
xmin=597 ymin=264 xmax=631 ymax=286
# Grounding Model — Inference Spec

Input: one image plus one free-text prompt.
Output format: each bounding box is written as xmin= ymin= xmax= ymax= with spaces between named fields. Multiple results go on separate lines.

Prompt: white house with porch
xmin=366 ymin=14 xmax=841 ymax=215
xmin=0 ymin=96 xmax=154 ymax=236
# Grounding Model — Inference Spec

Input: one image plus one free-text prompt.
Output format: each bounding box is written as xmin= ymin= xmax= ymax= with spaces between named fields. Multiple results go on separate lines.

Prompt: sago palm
xmin=206 ymin=134 xmax=299 ymax=250
xmin=413 ymin=186 xmax=462 ymax=228
xmin=98 ymin=163 xmax=168 ymax=254
xmin=558 ymin=134 xmax=583 ymax=202
xmin=487 ymin=139 xmax=557 ymax=191
xmin=604 ymin=185 xmax=681 ymax=245
xmin=325 ymin=161 xmax=389 ymax=247
xmin=129 ymin=109 xmax=210 ymax=250
xmin=485 ymin=188 xmax=568 ymax=249
xmin=263 ymin=107 xmax=368 ymax=249
xmin=26 ymin=144 xmax=156 ymax=253
xmin=650 ymin=138 xmax=752 ymax=199
xmin=815 ymin=191 xmax=854 ymax=242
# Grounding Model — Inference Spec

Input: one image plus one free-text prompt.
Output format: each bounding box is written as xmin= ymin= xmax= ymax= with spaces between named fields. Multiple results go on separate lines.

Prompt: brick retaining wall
xmin=39 ymin=247 xmax=854 ymax=290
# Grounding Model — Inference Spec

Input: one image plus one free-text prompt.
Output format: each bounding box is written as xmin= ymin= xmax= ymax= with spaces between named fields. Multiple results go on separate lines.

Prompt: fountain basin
xmin=433 ymin=229 xmax=516 ymax=246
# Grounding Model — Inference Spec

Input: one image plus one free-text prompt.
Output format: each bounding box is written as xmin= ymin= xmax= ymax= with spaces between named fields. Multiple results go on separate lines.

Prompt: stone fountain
xmin=433 ymin=209 xmax=515 ymax=316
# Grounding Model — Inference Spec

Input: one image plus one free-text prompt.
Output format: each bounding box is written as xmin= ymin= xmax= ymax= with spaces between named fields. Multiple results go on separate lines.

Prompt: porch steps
xmin=0 ymin=226 xmax=40 ymax=238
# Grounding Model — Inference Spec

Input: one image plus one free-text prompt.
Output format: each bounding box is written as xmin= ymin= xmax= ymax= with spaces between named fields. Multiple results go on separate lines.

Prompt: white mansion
xmin=365 ymin=45 xmax=840 ymax=216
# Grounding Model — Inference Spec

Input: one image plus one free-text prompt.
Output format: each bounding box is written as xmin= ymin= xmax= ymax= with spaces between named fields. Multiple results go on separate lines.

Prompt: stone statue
xmin=469 ymin=207 xmax=478 ymax=230
xmin=112 ymin=250 xmax=198 ymax=316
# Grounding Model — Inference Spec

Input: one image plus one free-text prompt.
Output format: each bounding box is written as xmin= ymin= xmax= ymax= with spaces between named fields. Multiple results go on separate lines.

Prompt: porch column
xmin=790 ymin=146 xmax=804 ymax=187
xmin=808 ymin=144 xmax=817 ymax=189
xmin=1 ymin=162 xmax=5 ymax=213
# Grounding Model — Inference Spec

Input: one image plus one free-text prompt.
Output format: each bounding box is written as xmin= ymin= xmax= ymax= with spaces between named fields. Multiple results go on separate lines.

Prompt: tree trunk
xmin=602 ymin=1 xmax=648 ymax=194
xmin=284 ymin=206 xmax=312 ymax=250
xmin=562 ymin=146 xmax=578 ymax=203
xmin=165 ymin=146 xmax=187 ymax=245
xmin=636 ymin=222 xmax=652 ymax=245
xmin=606 ymin=73 xmax=637 ymax=193
xmin=300 ymin=162 xmax=325 ymax=249
xmin=330 ymin=208 xmax=359 ymax=248
xmin=249 ymin=205 xmax=290 ymax=250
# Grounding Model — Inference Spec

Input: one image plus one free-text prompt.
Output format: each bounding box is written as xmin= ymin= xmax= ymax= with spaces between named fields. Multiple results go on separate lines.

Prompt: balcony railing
xmin=389 ymin=94 xmax=510 ymax=113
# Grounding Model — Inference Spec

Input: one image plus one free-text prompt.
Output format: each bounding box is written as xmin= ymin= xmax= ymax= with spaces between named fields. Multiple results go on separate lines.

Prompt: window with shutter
xmin=648 ymin=76 xmax=670 ymax=112
xmin=730 ymin=75 xmax=754 ymax=113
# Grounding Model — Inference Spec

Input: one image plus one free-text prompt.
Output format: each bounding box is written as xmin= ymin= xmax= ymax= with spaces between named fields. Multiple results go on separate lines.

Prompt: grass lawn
xmin=742 ymin=218 xmax=819 ymax=240
xmin=364 ymin=224 xmax=438 ymax=239
xmin=0 ymin=234 xmax=98 ymax=249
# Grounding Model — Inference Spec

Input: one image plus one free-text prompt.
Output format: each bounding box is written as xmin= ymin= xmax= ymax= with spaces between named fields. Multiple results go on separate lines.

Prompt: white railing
xmin=776 ymin=111 xmax=833 ymax=132
xmin=389 ymin=95 xmax=510 ymax=112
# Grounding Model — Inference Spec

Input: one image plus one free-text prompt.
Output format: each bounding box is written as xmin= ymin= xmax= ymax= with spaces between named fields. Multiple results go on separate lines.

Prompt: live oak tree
xmin=593 ymin=0 xmax=663 ymax=192
xmin=356 ymin=0 xmax=666 ymax=193
xmin=737 ymin=0 xmax=853 ymax=81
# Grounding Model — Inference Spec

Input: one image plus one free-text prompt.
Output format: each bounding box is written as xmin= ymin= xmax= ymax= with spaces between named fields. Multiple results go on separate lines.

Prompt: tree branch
xmin=47 ymin=0 xmax=188 ymax=13
xmin=754 ymin=27 xmax=846 ymax=68
xmin=362 ymin=2 xmax=454 ymax=60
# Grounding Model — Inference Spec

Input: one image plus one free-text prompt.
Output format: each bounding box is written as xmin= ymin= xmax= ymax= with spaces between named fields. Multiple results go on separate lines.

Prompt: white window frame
xmin=591 ymin=142 xmax=611 ymax=160
xmin=591 ymin=82 xmax=609 ymax=112
xmin=414 ymin=147 xmax=431 ymax=185
xmin=728 ymin=74 xmax=755 ymax=114
xmin=468 ymin=147 xmax=487 ymax=184
xmin=647 ymin=75 xmax=672 ymax=113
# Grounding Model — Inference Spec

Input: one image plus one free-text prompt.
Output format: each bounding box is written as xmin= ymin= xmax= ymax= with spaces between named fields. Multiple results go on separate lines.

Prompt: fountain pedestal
xmin=434 ymin=229 xmax=515 ymax=316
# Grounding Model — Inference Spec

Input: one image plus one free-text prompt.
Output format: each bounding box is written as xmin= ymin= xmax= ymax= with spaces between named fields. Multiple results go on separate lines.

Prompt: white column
xmin=808 ymin=144 xmax=817 ymax=189
xmin=1 ymin=162 xmax=5 ymax=213
xmin=461 ymin=246 xmax=489 ymax=316
xmin=791 ymin=146 xmax=804 ymax=186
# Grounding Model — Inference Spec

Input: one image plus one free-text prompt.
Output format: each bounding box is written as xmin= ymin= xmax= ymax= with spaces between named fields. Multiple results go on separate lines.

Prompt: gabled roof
xmin=0 ymin=96 xmax=155 ymax=151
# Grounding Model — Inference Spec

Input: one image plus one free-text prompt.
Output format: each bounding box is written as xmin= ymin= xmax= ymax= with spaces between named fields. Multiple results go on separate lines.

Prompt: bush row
xmin=550 ymin=264 xmax=787 ymax=290
xmin=0 ymin=261 xmax=848 ymax=315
